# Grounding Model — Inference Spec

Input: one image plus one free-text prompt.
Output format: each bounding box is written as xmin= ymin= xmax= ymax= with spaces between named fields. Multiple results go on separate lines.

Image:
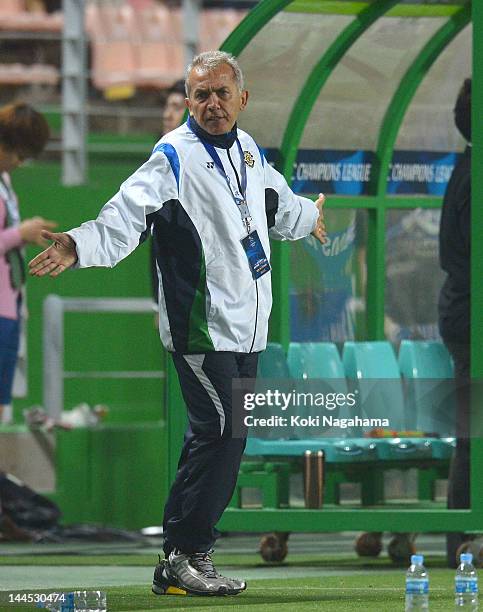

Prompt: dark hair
xmin=454 ymin=78 xmax=471 ymax=142
xmin=168 ymin=79 xmax=186 ymax=98
xmin=0 ymin=102 xmax=50 ymax=158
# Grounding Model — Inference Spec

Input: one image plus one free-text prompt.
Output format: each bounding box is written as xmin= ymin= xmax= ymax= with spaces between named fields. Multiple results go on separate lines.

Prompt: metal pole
xmin=62 ymin=0 xmax=87 ymax=185
xmin=43 ymin=295 xmax=65 ymax=418
xmin=182 ymin=0 xmax=201 ymax=67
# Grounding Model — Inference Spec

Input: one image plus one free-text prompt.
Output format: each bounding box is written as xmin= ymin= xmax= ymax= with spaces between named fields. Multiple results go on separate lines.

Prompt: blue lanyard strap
xmin=195 ymin=131 xmax=251 ymax=232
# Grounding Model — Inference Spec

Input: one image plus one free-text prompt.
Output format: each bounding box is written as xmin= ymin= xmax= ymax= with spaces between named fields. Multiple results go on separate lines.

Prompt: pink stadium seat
xmin=0 ymin=0 xmax=24 ymax=15
xmin=0 ymin=64 xmax=30 ymax=85
xmin=126 ymin=0 xmax=154 ymax=9
xmin=0 ymin=62 xmax=59 ymax=85
xmin=89 ymin=4 xmax=136 ymax=91
xmin=28 ymin=63 xmax=60 ymax=84
xmin=85 ymin=3 xmax=102 ymax=39
xmin=7 ymin=11 xmax=62 ymax=32
xmin=0 ymin=0 xmax=62 ymax=32
xmin=132 ymin=5 xmax=184 ymax=88
xmin=199 ymin=10 xmax=220 ymax=53
xmin=199 ymin=9 xmax=246 ymax=53
xmin=86 ymin=3 xmax=245 ymax=93
xmin=91 ymin=39 xmax=137 ymax=89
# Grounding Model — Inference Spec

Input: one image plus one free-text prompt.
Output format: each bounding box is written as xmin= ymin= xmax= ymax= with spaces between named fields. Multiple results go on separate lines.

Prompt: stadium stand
xmin=0 ymin=1 xmax=247 ymax=97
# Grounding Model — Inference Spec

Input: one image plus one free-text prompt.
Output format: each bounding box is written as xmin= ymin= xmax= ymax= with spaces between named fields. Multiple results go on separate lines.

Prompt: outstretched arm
xmin=28 ymin=230 xmax=78 ymax=277
xmin=28 ymin=148 xmax=179 ymax=275
xmin=263 ymin=157 xmax=326 ymax=243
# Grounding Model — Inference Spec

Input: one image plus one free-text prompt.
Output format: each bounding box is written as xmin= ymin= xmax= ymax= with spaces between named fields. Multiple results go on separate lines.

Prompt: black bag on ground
xmin=0 ymin=472 xmax=61 ymax=530
xmin=0 ymin=472 xmax=149 ymax=543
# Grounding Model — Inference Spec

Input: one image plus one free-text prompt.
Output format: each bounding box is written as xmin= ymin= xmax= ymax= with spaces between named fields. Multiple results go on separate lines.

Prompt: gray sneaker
xmin=152 ymin=556 xmax=187 ymax=596
xmin=167 ymin=549 xmax=246 ymax=596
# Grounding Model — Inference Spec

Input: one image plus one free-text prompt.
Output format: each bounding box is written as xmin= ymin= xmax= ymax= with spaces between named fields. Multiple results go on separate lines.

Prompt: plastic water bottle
xmin=405 ymin=554 xmax=429 ymax=611
xmin=73 ymin=591 xmax=107 ymax=611
xmin=42 ymin=591 xmax=107 ymax=611
xmin=42 ymin=592 xmax=74 ymax=611
xmin=455 ymin=552 xmax=478 ymax=609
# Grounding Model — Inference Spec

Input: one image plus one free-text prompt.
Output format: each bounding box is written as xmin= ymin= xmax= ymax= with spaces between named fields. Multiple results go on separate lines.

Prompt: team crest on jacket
xmin=244 ymin=151 xmax=255 ymax=167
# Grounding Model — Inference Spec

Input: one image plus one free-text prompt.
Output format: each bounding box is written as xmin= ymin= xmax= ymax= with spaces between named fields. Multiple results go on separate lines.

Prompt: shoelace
xmin=189 ymin=551 xmax=219 ymax=579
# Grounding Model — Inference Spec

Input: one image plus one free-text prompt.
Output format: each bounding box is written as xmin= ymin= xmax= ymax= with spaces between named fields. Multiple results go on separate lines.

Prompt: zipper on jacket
xmin=227 ymin=146 xmax=259 ymax=353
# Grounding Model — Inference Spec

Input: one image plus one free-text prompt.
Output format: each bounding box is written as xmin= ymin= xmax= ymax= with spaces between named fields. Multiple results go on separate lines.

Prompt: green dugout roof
xmin=219 ymin=0 xmax=477 ymax=345
xmin=224 ymin=1 xmax=471 ymax=155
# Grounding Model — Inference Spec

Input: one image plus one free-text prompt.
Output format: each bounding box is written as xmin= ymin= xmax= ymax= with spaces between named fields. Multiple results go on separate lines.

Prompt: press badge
xmin=240 ymin=230 xmax=271 ymax=280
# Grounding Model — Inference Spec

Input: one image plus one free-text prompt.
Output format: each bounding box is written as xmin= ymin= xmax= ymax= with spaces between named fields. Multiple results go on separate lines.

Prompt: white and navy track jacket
xmin=68 ymin=121 xmax=318 ymax=354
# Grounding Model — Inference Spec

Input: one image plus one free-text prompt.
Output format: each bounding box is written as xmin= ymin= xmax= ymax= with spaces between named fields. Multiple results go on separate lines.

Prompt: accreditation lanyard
xmin=201 ymin=139 xmax=252 ymax=234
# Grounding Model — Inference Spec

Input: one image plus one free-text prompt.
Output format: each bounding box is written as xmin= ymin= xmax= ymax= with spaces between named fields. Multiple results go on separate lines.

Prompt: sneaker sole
xmin=152 ymin=581 xmax=188 ymax=596
xmin=152 ymin=580 xmax=245 ymax=597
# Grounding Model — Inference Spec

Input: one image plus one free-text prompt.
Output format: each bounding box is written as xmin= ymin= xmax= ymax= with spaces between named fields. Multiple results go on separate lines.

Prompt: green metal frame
xmin=368 ymin=4 xmax=471 ymax=338
xmin=279 ymin=0 xmax=399 ymax=186
xmin=278 ymin=1 xmax=470 ymax=342
xmin=286 ymin=1 xmax=467 ymax=18
xmin=278 ymin=0 xmax=399 ymax=346
xmin=165 ymin=0 xmax=483 ymax=534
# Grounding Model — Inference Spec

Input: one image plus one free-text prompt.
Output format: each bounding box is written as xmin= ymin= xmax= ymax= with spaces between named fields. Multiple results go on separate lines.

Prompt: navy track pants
xmin=163 ymin=351 xmax=259 ymax=555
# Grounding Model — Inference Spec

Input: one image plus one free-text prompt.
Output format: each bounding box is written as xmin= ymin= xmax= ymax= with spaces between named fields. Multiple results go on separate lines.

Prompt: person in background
xmin=151 ymin=80 xmax=186 ymax=305
xmin=0 ymin=102 xmax=56 ymax=424
xmin=162 ymin=79 xmax=186 ymax=135
xmin=438 ymin=78 xmax=472 ymax=568
xmin=385 ymin=207 xmax=444 ymax=342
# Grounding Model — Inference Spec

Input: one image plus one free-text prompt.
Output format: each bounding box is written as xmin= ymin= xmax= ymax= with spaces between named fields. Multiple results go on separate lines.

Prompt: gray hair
xmin=185 ymin=51 xmax=244 ymax=96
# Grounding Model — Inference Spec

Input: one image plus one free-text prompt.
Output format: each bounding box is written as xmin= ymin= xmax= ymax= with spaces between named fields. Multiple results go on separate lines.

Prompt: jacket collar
xmin=187 ymin=115 xmax=238 ymax=149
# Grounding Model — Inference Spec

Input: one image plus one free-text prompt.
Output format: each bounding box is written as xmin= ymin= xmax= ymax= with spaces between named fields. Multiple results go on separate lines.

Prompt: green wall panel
xmin=56 ymin=424 xmax=167 ymax=528
xmin=13 ymin=159 xmax=165 ymax=422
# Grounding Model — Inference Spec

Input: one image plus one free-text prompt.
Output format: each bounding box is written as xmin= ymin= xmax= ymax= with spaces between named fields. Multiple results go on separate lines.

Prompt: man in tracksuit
xmin=29 ymin=51 xmax=326 ymax=596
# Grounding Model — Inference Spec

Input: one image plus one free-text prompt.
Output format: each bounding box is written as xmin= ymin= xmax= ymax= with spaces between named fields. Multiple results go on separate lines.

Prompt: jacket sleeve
xmin=262 ymin=158 xmax=318 ymax=241
xmin=67 ymin=150 xmax=179 ymax=268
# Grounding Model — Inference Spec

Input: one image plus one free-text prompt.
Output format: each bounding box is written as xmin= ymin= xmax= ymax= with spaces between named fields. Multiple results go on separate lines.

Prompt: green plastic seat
xmin=398 ymin=340 xmax=456 ymax=447
xmin=399 ymin=340 xmax=454 ymax=379
xmin=287 ymin=342 xmax=345 ymax=379
xmin=287 ymin=342 xmax=349 ymax=439
xmin=342 ymin=341 xmax=406 ymax=432
xmin=257 ymin=342 xmax=290 ymax=378
xmin=253 ymin=343 xmax=292 ymax=440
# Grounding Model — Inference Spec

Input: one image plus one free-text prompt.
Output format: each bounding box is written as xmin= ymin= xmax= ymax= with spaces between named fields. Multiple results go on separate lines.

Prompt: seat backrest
xmin=342 ymin=341 xmax=406 ymax=431
xmin=257 ymin=342 xmax=290 ymax=379
xmin=287 ymin=342 xmax=345 ymax=379
xmin=399 ymin=340 xmax=454 ymax=379
xmin=287 ymin=341 xmax=349 ymax=438
xmin=0 ymin=0 xmax=24 ymax=15
xmin=251 ymin=343 xmax=290 ymax=440
xmin=398 ymin=340 xmax=455 ymax=436
xmin=343 ymin=341 xmax=400 ymax=379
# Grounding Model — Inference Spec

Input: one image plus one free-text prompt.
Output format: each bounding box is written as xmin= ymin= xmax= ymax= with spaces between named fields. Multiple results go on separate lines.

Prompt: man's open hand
xmin=311 ymin=193 xmax=327 ymax=244
xmin=28 ymin=230 xmax=78 ymax=278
